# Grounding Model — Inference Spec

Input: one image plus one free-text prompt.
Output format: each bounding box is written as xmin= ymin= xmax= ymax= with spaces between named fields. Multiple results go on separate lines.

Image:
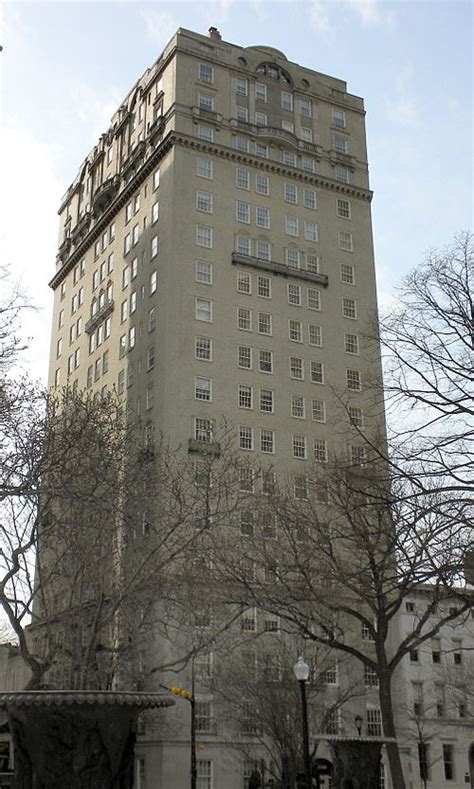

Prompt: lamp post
xmin=294 ymin=656 xmax=312 ymax=789
xmin=354 ymin=715 xmax=363 ymax=737
xmin=162 ymin=656 xmax=197 ymax=789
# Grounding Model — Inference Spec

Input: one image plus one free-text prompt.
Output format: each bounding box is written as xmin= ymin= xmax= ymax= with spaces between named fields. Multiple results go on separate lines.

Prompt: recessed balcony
xmin=84 ymin=300 xmax=114 ymax=335
xmin=92 ymin=176 xmax=120 ymax=216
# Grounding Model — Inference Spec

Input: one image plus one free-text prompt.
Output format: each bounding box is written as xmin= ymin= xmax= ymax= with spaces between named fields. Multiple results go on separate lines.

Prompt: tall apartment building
xmin=47 ymin=27 xmax=386 ymax=788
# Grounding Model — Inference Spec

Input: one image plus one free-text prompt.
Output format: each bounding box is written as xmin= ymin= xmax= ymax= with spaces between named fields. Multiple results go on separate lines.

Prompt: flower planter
xmin=0 ymin=691 xmax=174 ymax=788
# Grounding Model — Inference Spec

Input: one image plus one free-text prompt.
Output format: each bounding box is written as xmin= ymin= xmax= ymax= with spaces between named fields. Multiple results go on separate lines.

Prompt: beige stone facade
xmin=47 ymin=27 xmax=387 ymax=788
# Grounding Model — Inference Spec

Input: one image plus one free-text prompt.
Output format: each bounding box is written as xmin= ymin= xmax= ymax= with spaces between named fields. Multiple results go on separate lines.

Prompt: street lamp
xmin=294 ymin=656 xmax=312 ymax=789
xmin=354 ymin=715 xmax=363 ymax=737
xmin=163 ymin=656 xmax=197 ymax=789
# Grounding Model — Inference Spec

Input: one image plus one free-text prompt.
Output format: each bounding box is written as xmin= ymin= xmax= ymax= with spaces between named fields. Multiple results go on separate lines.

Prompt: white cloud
xmin=140 ymin=8 xmax=178 ymax=48
xmin=385 ymin=65 xmax=420 ymax=127
xmin=309 ymin=0 xmax=393 ymax=30
xmin=309 ymin=0 xmax=332 ymax=31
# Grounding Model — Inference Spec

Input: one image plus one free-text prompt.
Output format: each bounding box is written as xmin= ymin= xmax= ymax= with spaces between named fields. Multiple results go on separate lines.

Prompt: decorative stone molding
xmin=232 ymin=252 xmax=329 ymax=287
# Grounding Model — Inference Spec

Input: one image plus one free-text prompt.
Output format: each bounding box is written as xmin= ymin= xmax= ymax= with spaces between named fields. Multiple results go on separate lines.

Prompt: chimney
xmin=208 ymin=27 xmax=221 ymax=40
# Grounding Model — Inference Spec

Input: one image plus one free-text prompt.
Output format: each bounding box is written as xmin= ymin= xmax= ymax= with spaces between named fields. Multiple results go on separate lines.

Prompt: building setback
xmin=47 ymin=27 xmax=388 ymax=788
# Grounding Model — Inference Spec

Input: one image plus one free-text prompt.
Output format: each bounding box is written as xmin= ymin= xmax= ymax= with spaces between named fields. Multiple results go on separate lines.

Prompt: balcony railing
xmin=188 ymin=439 xmax=221 ymax=456
xmin=231 ymin=252 xmax=328 ymax=287
xmin=85 ymin=299 xmax=114 ymax=335
xmin=92 ymin=175 xmax=120 ymax=215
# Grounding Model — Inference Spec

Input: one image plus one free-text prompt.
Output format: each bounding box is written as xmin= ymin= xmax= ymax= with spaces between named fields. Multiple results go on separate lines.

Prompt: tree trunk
xmin=378 ymin=668 xmax=406 ymax=789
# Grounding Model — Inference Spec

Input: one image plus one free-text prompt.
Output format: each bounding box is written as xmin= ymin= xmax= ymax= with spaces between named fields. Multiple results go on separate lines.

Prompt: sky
xmin=0 ymin=0 xmax=472 ymax=382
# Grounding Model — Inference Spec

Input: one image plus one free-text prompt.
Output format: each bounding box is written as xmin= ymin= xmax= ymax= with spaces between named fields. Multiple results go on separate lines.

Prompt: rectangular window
xmin=350 ymin=445 xmax=366 ymax=466
xmin=197 ymin=760 xmax=213 ymax=789
xmin=237 ymin=270 xmax=251 ymax=293
xmin=303 ymin=188 xmax=317 ymax=209
xmin=304 ymin=222 xmax=318 ymax=242
xmin=151 ymin=235 xmax=159 ymax=258
xmin=236 ymin=201 xmax=250 ymax=223
xmin=129 ymin=326 xmax=136 ymax=349
xmin=332 ymin=109 xmax=346 ymax=128
xmin=256 ymin=179 xmax=269 ymax=200
xmin=145 ymin=383 xmax=154 ymax=410
xmin=195 ymin=336 xmax=212 ymax=361
xmin=310 ymin=361 xmax=324 ymax=384
xmin=283 ymin=151 xmax=297 ymax=167
xmin=197 ymin=124 xmax=213 ymax=142
xmin=197 ymin=157 xmax=213 ymax=179
xmin=150 ymin=271 xmax=157 ymax=294
xmin=260 ymin=429 xmax=274 ymax=454
xmin=148 ymin=307 xmax=156 ymax=332
xmin=257 ymin=276 xmax=271 ymax=298
xmin=256 ymin=206 xmax=270 ymax=228
xmin=259 ymin=349 xmax=273 ymax=373
xmin=146 ymin=346 xmax=154 ymax=371
xmin=198 ymin=93 xmax=214 ymax=112
xmin=299 ymin=98 xmax=311 ymax=117
xmin=236 ymin=168 xmax=250 ymax=189
xmin=313 ymin=439 xmax=327 ymax=463
xmin=288 ymin=283 xmax=301 ymax=305
xmin=195 ymin=376 xmax=212 ymax=401
xmin=312 ymin=399 xmax=326 ymax=422
xmin=239 ymin=468 xmax=254 ymax=492
xmin=256 ymin=240 xmax=270 ymax=261
xmin=151 ymin=201 xmax=160 ymax=224
xmin=238 ymin=384 xmax=252 ymax=409
xmin=367 ymin=709 xmax=382 ymax=737
xmin=281 ymin=91 xmax=293 ymax=110
xmin=307 ymin=288 xmax=320 ymax=310
xmin=344 ymin=332 xmax=359 ymax=354
xmin=343 ymin=297 xmax=357 ymax=319
xmin=195 ymin=417 xmax=213 ymax=442
xmin=347 ymin=369 xmax=361 ymax=390
xmin=286 ymin=216 xmax=299 ymax=236
xmin=259 ymin=388 xmax=273 ymax=413
xmin=302 ymin=156 xmax=315 ymax=173
xmin=196 ymin=260 xmax=212 ymax=284
xmin=293 ymin=435 xmax=306 ymax=459
xmin=258 ymin=312 xmax=272 ymax=335
xmin=238 ymin=307 xmax=252 ymax=331
xmin=349 ymin=406 xmax=363 ymax=428
xmin=289 ymin=319 xmax=302 ymax=342
xmin=255 ymin=142 xmax=268 ymax=158
xmin=239 ymin=426 xmax=253 ymax=451
xmin=300 ymin=127 xmax=313 ymax=142
xmin=236 ymin=77 xmax=248 ymax=96
xmin=335 ymin=166 xmax=349 ymax=183
xmin=240 ymin=511 xmax=254 ymax=537
xmin=308 ymin=324 xmax=322 ymax=346
xmin=284 ymin=183 xmax=298 ymax=204
xmin=196 ymin=225 xmax=213 ymax=248
xmin=291 ymin=395 xmax=305 ymax=419
xmin=124 ymin=234 xmax=131 ymax=255
xmin=334 ymin=136 xmax=348 ymax=153
xmin=336 ymin=198 xmax=351 ymax=218
xmin=199 ymin=63 xmax=213 ymax=83
xmin=196 ymin=191 xmax=213 ymax=213
xmin=255 ymin=82 xmax=267 ymax=101
xmin=236 ymin=105 xmax=248 ymax=122
xmin=341 ymin=263 xmax=355 ymax=285
xmin=196 ymin=298 xmax=212 ymax=322
xmin=286 ymin=249 xmax=300 ymax=269
xmin=235 ymin=135 xmax=250 ymax=152
xmin=339 ymin=231 xmax=353 ymax=252
xmin=282 ymin=120 xmax=294 ymax=133
xmin=290 ymin=356 xmax=303 ymax=380
xmin=236 ymin=235 xmax=251 ymax=256
xmin=443 ymin=744 xmax=455 ymax=780
xmin=365 ymin=666 xmax=379 ymax=687
xmin=238 ymin=345 xmax=252 ymax=369
xmin=255 ymin=111 xmax=267 ymax=126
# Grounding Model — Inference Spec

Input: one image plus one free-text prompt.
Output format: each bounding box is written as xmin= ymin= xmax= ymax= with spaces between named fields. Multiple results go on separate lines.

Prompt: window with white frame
xmin=153 ymin=169 xmax=160 ymax=190
xmin=339 ymin=231 xmax=353 ymax=252
xmin=255 ymin=142 xmax=268 ymax=158
xmin=282 ymin=120 xmax=294 ymax=133
xmin=238 ymin=307 xmax=252 ymax=331
xmin=197 ymin=157 xmax=213 ymax=179
xmin=241 ymin=607 xmax=257 ymax=632
xmin=240 ymin=510 xmax=254 ymax=537
xmin=236 ymin=168 xmax=250 ymax=189
xmin=195 ymin=701 xmax=213 ymax=732
xmin=286 ymin=216 xmax=299 ymax=236
xmin=259 ymin=349 xmax=273 ymax=373
xmin=195 ymin=417 xmax=213 ymax=442
xmin=283 ymin=151 xmax=297 ymax=167
xmin=350 ymin=445 xmax=366 ymax=466
xmin=255 ymin=111 xmax=267 ymax=126
xmin=324 ymin=708 xmax=340 ymax=735
xmin=197 ymin=124 xmax=214 ymax=142
xmin=196 ymin=225 xmax=213 ymax=248
xmin=308 ymin=324 xmax=322 ymax=346
xmin=349 ymin=406 xmax=363 ymax=428
xmin=239 ymin=468 xmax=254 ymax=492
xmin=335 ymin=166 xmax=349 ymax=183
xmin=198 ymin=63 xmax=213 ymax=83
xmin=196 ymin=191 xmax=213 ymax=213
xmin=334 ymin=136 xmax=348 ymax=153
xmin=291 ymin=395 xmax=305 ymax=419
xmin=347 ymin=369 xmax=361 ymax=390
xmin=236 ymin=106 xmax=248 ymax=122
xmin=255 ymin=82 xmax=267 ymax=102
xmin=264 ymin=613 xmax=280 ymax=632
xmin=195 ymin=376 xmax=212 ymax=401
xmin=288 ymin=283 xmax=301 ymax=305
xmin=307 ymin=288 xmax=320 ymax=310
xmin=255 ymin=173 xmax=269 ymax=194
xmin=302 ymin=156 xmax=315 ymax=173
xmin=260 ymin=428 xmax=274 ymax=453
xmin=293 ymin=435 xmax=306 ymax=459
xmin=367 ymin=709 xmax=382 ymax=736
xmin=151 ymin=201 xmax=160 ymax=223
xmin=303 ymin=188 xmax=317 ymax=209
xmin=259 ymin=388 xmax=273 ymax=412
xmin=294 ymin=475 xmax=307 ymax=500
xmin=300 ymin=128 xmax=313 ymax=142
xmin=310 ymin=361 xmax=324 ymax=384
xmin=257 ymin=276 xmax=271 ymax=298
xmin=365 ymin=666 xmax=379 ymax=687
xmin=238 ymin=385 xmax=252 ymax=409
xmin=313 ymin=439 xmax=328 ymax=463
xmin=196 ymin=260 xmax=212 ymax=285
xmin=286 ymin=248 xmax=300 ymax=269
xmin=341 ymin=263 xmax=355 ymax=284
xmin=236 ymin=77 xmax=248 ymax=96
xmin=290 ymin=356 xmax=304 ymax=379
xmin=289 ymin=319 xmax=302 ymax=342
xmin=238 ymin=345 xmax=252 ymax=369
xmin=256 ymin=240 xmax=270 ymax=261
xmin=281 ymin=91 xmax=293 ymax=110
xmin=342 ymin=297 xmax=357 ymax=319
xmin=195 ymin=336 xmax=212 ymax=361
xmin=151 ymin=235 xmax=159 ymax=257
xmin=332 ymin=109 xmax=346 ymax=128
xmin=323 ymin=660 xmax=338 ymax=684
xmin=256 ymin=206 xmax=270 ymax=228
xmin=235 ymin=135 xmax=250 ymax=152
xmin=299 ymin=98 xmax=311 ymax=116
xmin=236 ymin=235 xmax=251 ymax=256
xmin=236 ymin=201 xmax=250 ymax=223
xmin=197 ymin=760 xmax=213 ymax=789
xmin=284 ymin=183 xmax=298 ymax=204
xmin=237 ymin=270 xmax=251 ymax=293
xmin=304 ymin=222 xmax=318 ymax=242
xmin=312 ymin=399 xmax=326 ymax=422
xmin=336 ymin=198 xmax=351 ymax=219
xmin=258 ymin=312 xmax=272 ymax=335
xmin=196 ymin=298 xmax=212 ymax=322
xmin=239 ymin=426 xmax=253 ymax=450
xmin=344 ymin=332 xmax=359 ymax=354
xmin=198 ymin=93 xmax=214 ymax=112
